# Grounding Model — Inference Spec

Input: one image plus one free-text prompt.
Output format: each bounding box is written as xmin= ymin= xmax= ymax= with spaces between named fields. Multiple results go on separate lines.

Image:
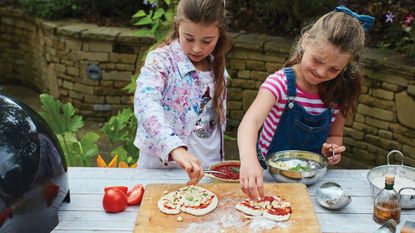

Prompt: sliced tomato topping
xmin=267 ymin=207 xmax=292 ymax=216
xmin=127 ymin=184 xmax=145 ymax=206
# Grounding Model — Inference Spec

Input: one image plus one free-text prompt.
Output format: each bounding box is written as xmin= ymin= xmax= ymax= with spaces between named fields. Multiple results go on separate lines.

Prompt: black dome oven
xmin=0 ymin=92 xmax=70 ymax=233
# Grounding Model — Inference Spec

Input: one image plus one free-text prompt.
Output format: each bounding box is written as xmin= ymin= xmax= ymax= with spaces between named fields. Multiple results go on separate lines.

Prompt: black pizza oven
xmin=0 ymin=92 xmax=70 ymax=233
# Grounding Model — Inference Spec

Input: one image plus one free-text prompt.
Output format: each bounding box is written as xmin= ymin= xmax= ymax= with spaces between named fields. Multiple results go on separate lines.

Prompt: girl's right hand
xmin=239 ymin=158 xmax=264 ymax=201
xmin=170 ymin=147 xmax=204 ymax=185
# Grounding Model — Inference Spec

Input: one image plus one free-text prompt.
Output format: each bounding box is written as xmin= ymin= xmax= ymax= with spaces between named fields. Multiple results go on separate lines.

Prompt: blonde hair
xmin=161 ymin=0 xmax=231 ymax=124
xmin=285 ymin=11 xmax=367 ymax=117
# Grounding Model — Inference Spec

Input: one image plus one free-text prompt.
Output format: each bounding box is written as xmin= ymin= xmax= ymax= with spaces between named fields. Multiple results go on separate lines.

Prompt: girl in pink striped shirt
xmin=237 ymin=6 xmax=374 ymax=200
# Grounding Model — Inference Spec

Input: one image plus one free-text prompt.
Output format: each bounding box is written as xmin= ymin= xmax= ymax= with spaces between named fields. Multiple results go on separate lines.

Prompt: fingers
xmin=257 ymin=177 xmax=265 ymax=200
xmin=326 ymin=144 xmax=345 ymax=165
xmin=328 ymin=153 xmax=342 ymax=165
xmin=240 ymin=176 xmax=264 ymax=201
xmin=184 ymin=160 xmax=203 ymax=185
xmin=240 ymin=163 xmax=264 ymax=201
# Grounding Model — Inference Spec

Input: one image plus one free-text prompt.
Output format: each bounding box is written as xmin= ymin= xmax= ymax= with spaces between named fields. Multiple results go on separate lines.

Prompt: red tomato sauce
xmin=212 ymin=164 xmax=240 ymax=180
xmin=267 ymin=207 xmax=292 ymax=216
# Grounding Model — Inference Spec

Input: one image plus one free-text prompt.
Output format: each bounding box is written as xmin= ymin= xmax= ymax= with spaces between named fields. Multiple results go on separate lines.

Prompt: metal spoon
xmin=203 ymin=169 xmax=228 ymax=176
xmin=316 ymin=182 xmax=352 ymax=210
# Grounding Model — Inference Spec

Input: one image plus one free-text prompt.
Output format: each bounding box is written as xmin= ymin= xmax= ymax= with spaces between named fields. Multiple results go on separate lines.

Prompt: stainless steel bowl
xmin=266 ymin=150 xmax=328 ymax=185
xmin=367 ymin=150 xmax=415 ymax=209
xmin=316 ymin=182 xmax=351 ymax=210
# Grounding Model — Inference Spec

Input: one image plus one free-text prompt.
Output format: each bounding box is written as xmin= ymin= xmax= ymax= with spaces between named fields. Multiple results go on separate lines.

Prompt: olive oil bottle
xmin=373 ymin=174 xmax=401 ymax=224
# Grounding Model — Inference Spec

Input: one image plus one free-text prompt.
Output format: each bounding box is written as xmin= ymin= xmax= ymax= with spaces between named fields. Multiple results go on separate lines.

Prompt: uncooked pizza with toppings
xmin=158 ymin=185 xmax=218 ymax=216
xmin=235 ymin=196 xmax=292 ymax=221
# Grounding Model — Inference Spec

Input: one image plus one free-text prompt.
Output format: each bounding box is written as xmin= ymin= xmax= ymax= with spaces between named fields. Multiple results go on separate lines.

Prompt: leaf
xmin=132 ymin=10 xmax=147 ymax=18
xmin=135 ymin=15 xmax=153 ymax=26
xmin=152 ymin=8 xmax=165 ymax=20
xmin=102 ymin=109 xmax=133 ymax=144
xmin=39 ymin=93 xmax=83 ymax=134
xmin=80 ymin=132 xmax=100 ymax=165
xmin=164 ymin=10 xmax=174 ymax=21
xmin=123 ymin=75 xmax=138 ymax=94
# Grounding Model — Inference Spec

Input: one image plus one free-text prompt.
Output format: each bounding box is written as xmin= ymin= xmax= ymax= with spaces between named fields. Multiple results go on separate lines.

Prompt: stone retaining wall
xmin=1 ymin=7 xmax=414 ymax=167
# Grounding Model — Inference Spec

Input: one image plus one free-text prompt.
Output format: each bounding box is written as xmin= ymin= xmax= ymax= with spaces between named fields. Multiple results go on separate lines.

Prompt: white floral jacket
xmin=133 ymin=40 xmax=227 ymax=164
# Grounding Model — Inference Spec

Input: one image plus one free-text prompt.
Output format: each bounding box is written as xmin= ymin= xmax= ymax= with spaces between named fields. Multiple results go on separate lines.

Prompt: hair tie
xmin=335 ymin=5 xmax=375 ymax=31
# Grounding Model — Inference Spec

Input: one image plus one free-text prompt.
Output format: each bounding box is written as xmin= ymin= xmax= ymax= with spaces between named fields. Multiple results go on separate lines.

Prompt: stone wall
xmin=0 ymin=7 xmax=154 ymax=121
xmin=1 ymin=7 xmax=415 ymax=167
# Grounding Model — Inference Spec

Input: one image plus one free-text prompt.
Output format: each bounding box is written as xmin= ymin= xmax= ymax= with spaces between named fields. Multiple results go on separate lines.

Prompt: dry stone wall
xmin=1 ymin=7 xmax=414 ymax=167
xmin=0 ymin=7 xmax=154 ymax=121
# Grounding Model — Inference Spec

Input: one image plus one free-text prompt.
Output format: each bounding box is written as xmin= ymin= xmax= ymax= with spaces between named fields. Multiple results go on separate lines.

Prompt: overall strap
xmin=284 ymin=67 xmax=296 ymax=109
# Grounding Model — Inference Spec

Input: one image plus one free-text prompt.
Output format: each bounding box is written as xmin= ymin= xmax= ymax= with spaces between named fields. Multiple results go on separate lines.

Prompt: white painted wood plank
xmin=55 ymin=210 xmax=137 ymax=231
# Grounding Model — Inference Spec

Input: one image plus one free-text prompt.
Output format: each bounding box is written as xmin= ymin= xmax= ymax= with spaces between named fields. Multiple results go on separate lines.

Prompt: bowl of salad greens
xmin=266 ymin=150 xmax=328 ymax=185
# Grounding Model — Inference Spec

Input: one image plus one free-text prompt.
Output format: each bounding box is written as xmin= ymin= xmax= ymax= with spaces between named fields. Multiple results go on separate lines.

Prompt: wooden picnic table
xmin=52 ymin=167 xmax=415 ymax=233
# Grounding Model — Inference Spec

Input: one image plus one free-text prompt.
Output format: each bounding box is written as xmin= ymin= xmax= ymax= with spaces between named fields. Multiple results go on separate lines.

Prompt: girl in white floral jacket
xmin=134 ymin=0 xmax=231 ymax=185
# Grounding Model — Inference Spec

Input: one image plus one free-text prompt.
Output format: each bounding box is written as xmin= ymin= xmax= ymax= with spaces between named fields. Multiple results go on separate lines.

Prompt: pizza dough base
xmin=157 ymin=200 xmax=181 ymax=215
xmin=235 ymin=197 xmax=291 ymax=222
xmin=181 ymin=195 xmax=218 ymax=216
xmin=158 ymin=186 xmax=218 ymax=216
xmin=235 ymin=203 xmax=263 ymax=216
xmin=263 ymin=210 xmax=290 ymax=221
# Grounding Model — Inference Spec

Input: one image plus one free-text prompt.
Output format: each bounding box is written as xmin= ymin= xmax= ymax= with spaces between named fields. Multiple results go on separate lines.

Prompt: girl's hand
xmin=170 ymin=147 xmax=204 ymax=185
xmin=239 ymin=158 xmax=264 ymax=201
xmin=321 ymin=143 xmax=346 ymax=165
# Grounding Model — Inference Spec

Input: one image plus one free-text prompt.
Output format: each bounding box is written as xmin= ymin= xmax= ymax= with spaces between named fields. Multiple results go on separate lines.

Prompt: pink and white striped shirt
xmin=258 ymin=69 xmax=339 ymax=157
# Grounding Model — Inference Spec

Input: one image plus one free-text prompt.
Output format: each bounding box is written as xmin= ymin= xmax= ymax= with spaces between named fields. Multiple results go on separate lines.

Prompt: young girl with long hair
xmin=134 ymin=0 xmax=231 ymax=185
xmin=238 ymin=6 xmax=374 ymax=200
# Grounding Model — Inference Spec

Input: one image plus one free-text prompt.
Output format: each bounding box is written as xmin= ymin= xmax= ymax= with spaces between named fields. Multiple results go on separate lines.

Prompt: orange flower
xmin=96 ymin=154 xmax=118 ymax=168
xmin=96 ymin=154 xmax=137 ymax=168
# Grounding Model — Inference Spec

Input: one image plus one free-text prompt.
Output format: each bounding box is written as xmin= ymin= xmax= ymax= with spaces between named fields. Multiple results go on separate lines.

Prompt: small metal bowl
xmin=316 ymin=182 xmax=351 ymax=210
xmin=266 ymin=150 xmax=328 ymax=185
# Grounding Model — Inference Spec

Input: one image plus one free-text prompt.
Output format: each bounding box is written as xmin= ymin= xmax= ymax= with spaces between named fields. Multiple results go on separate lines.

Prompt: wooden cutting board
xmin=134 ymin=183 xmax=320 ymax=233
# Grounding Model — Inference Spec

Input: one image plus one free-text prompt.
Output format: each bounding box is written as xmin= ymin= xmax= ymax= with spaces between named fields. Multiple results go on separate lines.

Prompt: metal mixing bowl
xmin=266 ymin=150 xmax=329 ymax=185
xmin=367 ymin=150 xmax=415 ymax=209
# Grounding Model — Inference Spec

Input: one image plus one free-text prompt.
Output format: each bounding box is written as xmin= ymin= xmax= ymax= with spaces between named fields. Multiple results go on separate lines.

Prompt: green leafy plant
xmin=101 ymin=108 xmax=138 ymax=166
xmin=38 ymin=94 xmax=99 ymax=166
xmin=38 ymin=94 xmax=139 ymax=167
xmin=132 ymin=0 xmax=176 ymax=43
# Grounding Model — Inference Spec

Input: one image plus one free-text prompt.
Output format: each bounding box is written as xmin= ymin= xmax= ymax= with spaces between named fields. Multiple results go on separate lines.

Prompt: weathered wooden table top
xmin=52 ymin=167 xmax=415 ymax=233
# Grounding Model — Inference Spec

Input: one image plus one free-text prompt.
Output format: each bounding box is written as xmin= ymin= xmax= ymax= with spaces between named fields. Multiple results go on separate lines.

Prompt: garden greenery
xmin=39 ymin=94 xmax=138 ymax=167
xmin=16 ymin=0 xmax=414 ymax=62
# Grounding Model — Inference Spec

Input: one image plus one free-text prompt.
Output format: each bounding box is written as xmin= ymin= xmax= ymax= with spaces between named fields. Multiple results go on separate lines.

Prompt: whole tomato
xmin=102 ymin=188 xmax=128 ymax=213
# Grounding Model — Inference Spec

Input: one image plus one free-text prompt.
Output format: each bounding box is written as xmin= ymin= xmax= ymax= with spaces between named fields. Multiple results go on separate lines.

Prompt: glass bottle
xmin=373 ymin=174 xmax=401 ymax=224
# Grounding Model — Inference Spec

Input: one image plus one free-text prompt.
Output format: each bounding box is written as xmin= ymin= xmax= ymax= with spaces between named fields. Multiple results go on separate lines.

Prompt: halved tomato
xmin=127 ymin=184 xmax=145 ymax=206
xmin=104 ymin=186 xmax=128 ymax=195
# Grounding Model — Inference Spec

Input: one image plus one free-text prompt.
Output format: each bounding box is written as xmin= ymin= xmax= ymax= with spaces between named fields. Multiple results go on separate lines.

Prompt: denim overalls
xmin=258 ymin=67 xmax=333 ymax=167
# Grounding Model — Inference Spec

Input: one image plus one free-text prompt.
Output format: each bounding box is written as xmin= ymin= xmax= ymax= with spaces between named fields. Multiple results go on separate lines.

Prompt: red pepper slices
xmin=102 ymin=184 xmax=145 ymax=213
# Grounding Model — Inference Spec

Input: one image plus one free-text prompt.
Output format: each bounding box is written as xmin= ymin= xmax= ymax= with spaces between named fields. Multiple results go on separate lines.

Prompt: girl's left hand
xmin=321 ymin=143 xmax=346 ymax=165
